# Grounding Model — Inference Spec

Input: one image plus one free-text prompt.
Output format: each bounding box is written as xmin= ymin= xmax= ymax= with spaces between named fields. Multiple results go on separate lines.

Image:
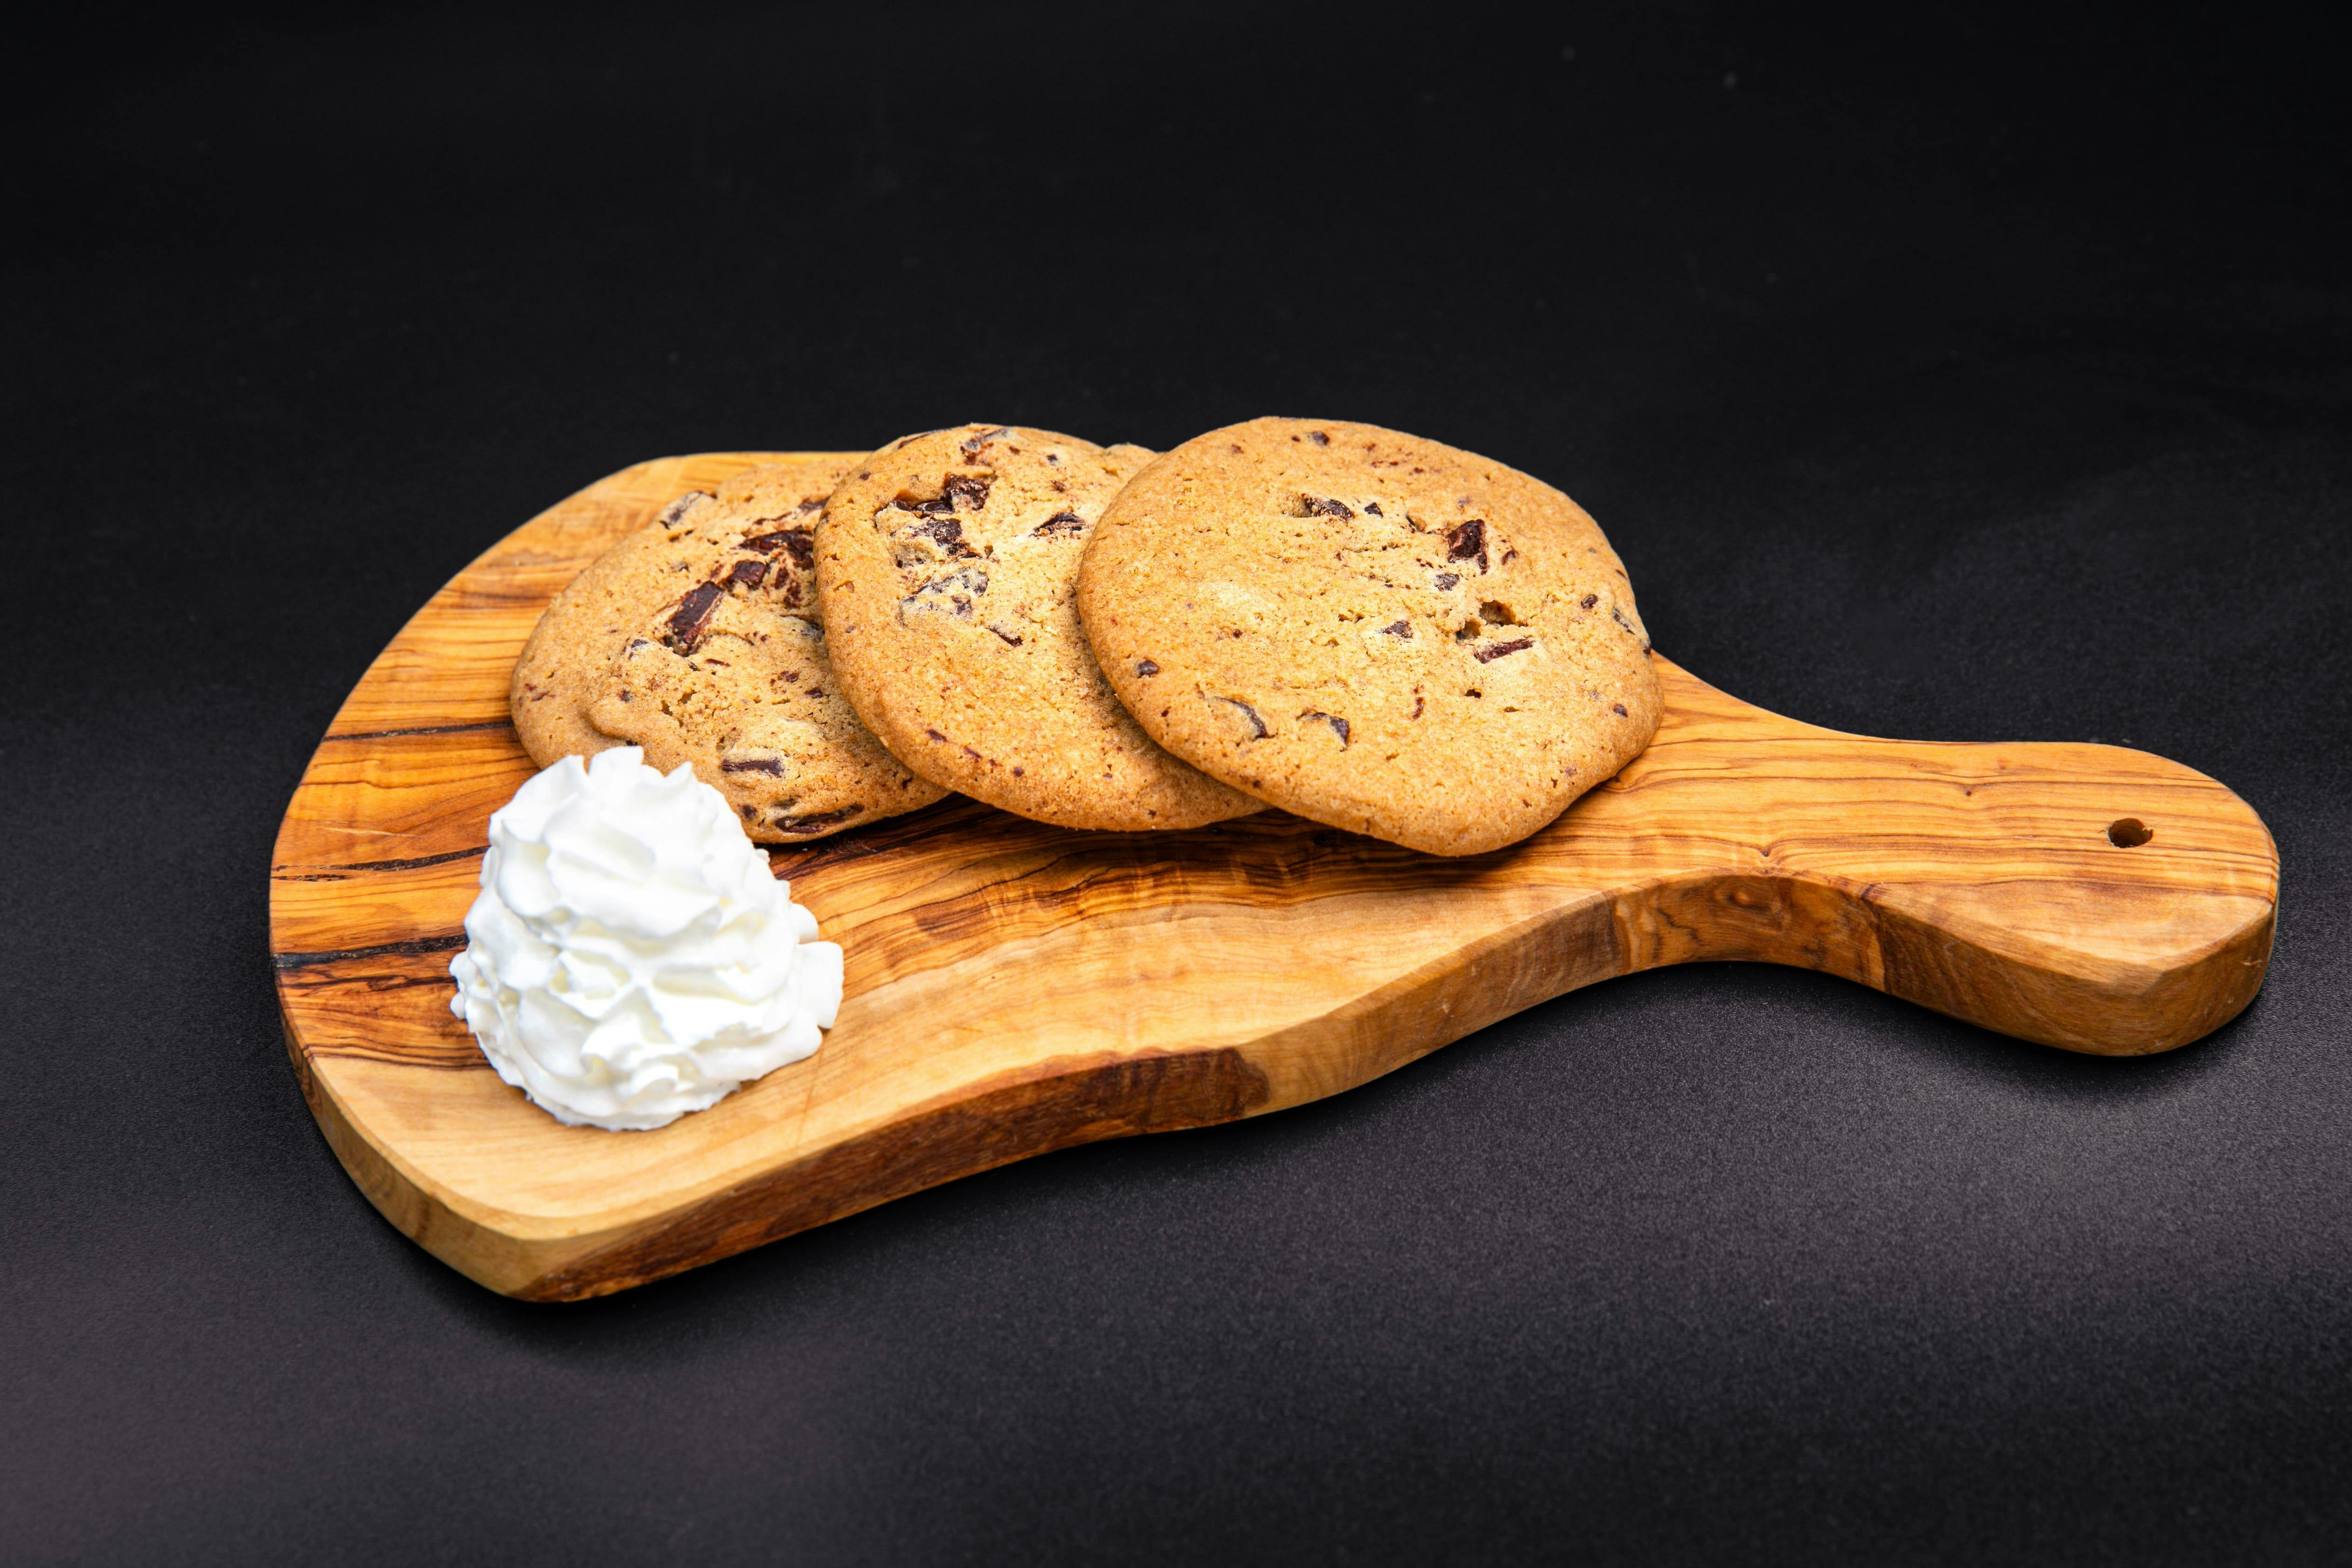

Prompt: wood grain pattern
xmin=271 ymin=453 xmax=2280 ymax=1301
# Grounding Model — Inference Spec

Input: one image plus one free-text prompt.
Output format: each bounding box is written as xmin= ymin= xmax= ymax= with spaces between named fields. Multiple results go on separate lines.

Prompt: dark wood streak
xmin=274 ymin=932 xmax=468 ymax=970
xmin=304 ymin=1036 xmax=486 ymax=1072
xmin=282 ymin=967 xmax=463 ymax=998
xmin=275 ymin=845 xmax=488 ymax=881
xmin=275 ymin=949 xmax=483 ymax=1070
xmin=328 ymin=719 xmax=515 ymax=742
xmin=517 ymin=1047 xmax=1274 ymax=1302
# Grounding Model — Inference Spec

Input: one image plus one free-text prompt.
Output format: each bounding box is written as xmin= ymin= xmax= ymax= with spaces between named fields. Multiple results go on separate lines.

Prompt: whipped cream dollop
xmin=448 ymin=747 xmax=843 ymax=1131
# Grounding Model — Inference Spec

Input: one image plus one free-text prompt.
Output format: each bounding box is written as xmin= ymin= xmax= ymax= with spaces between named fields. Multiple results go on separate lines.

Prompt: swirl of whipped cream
xmin=448 ymin=746 xmax=843 ymax=1130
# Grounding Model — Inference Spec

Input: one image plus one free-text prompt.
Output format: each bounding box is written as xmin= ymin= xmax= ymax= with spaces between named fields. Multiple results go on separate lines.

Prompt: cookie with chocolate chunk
xmin=1076 ymin=417 xmax=1661 ymax=856
xmin=512 ymin=457 xmax=946 ymax=842
xmin=814 ymin=425 xmax=1260 ymax=831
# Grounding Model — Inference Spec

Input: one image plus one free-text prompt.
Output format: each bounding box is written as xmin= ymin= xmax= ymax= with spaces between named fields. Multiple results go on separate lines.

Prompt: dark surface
xmin=6 ymin=4 xmax=2349 ymax=1563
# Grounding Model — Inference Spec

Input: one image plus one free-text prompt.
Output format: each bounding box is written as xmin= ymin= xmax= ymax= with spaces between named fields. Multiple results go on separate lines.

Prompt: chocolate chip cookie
xmin=814 ymin=426 xmax=1261 ymax=830
xmin=1076 ymin=417 xmax=1662 ymax=855
xmin=512 ymin=457 xmax=947 ymax=841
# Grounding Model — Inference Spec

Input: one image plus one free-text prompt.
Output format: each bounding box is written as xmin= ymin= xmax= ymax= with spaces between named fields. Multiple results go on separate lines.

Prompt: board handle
xmin=1597 ymin=682 xmax=2279 ymax=1054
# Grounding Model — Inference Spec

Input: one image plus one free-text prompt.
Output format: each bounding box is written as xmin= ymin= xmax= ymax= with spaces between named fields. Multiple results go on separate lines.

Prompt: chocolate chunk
xmin=1136 ymin=658 xmax=1160 ymax=676
xmin=1033 ymin=511 xmax=1088 ymax=537
xmin=771 ymin=804 xmax=864 ymax=836
xmin=720 ymin=756 xmax=785 ymax=776
xmin=898 ymin=565 xmax=989 ymax=622
xmin=728 ymin=559 xmax=769 ymax=590
xmin=1301 ymin=494 xmax=1355 ymax=519
xmin=925 ymin=728 xmax=948 ymax=742
xmin=1445 ymin=518 xmax=1489 ymax=572
xmin=1609 ymin=604 xmax=1651 ymax=648
xmin=960 ymin=427 xmax=1009 ymax=453
xmin=894 ymin=514 xmax=979 ymax=562
xmin=662 ymin=581 xmax=726 ymax=651
xmin=1580 ymin=594 xmax=1598 ymax=610
xmin=1364 ymin=502 xmax=1384 ymax=517
xmin=1303 ymin=711 xmax=1351 ymax=747
xmin=656 ymin=491 xmax=710 ymax=530
xmin=1410 ymin=695 xmax=1425 ymax=719
xmin=989 ymin=625 xmax=1023 ymax=645
xmin=1434 ymin=572 xmax=1460 ymax=591
xmin=914 ymin=515 xmax=969 ymax=548
xmin=1212 ymin=696 xmax=1269 ymax=738
xmin=743 ymin=525 xmax=816 ymax=568
xmin=1612 ymin=703 xmax=1629 ymax=716
xmin=1308 ymin=431 xmax=1330 ymax=446
xmin=1475 ymin=637 xmax=1534 ymax=663
xmin=1381 ymin=620 xmax=1413 ymax=638
xmin=889 ymin=492 xmax=956 ymax=521
xmin=943 ymin=472 xmax=993 ymax=511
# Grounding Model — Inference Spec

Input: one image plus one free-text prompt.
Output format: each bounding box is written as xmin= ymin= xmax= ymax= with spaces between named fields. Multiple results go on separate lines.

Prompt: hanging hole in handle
xmin=2108 ymin=818 xmax=2152 ymax=847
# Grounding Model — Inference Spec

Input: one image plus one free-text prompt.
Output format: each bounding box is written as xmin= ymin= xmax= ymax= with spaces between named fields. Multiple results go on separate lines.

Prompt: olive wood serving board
xmin=271 ymin=453 xmax=2280 ymax=1301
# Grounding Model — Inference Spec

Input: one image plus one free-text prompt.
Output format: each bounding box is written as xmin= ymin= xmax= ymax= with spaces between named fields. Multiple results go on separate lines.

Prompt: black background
xmin=7 ymin=4 xmax=2350 ymax=1562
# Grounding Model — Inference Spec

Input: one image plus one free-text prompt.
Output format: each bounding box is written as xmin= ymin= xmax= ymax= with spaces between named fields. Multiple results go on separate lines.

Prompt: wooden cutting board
xmin=272 ymin=453 xmax=2280 ymax=1302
